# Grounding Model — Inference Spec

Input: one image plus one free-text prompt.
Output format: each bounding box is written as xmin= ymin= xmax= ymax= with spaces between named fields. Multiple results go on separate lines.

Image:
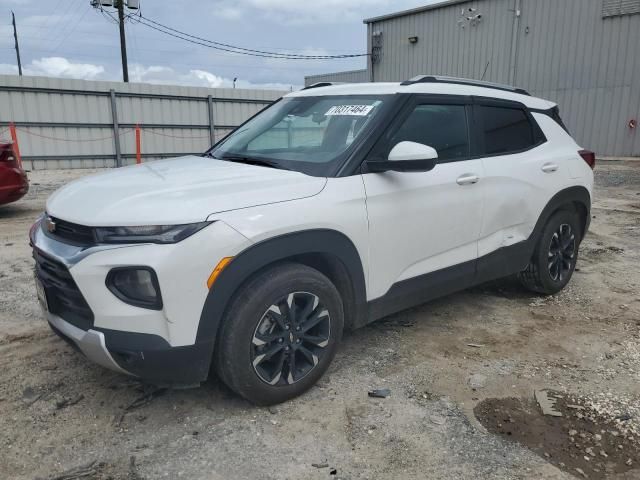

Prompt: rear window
xmin=478 ymin=106 xmax=538 ymax=155
xmin=549 ymin=106 xmax=569 ymax=133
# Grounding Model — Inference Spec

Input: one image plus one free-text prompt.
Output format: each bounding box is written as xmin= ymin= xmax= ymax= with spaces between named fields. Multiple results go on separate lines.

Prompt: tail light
xmin=578 ymin=150 xmax=596 ymax=170
xmin=0 ymin=142 xmax=18 ymax=168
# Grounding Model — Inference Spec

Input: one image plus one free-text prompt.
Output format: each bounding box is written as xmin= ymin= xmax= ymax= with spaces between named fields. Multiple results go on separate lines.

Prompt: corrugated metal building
xmin=304 ymin=69 xmax=369 ymax=86
xmin=309 ymin=0 xmax=640 ymax=157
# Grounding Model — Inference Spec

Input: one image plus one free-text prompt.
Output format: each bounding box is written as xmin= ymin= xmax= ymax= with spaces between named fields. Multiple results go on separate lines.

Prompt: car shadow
xmin=0 ymin=202 xmax=41 ymax=221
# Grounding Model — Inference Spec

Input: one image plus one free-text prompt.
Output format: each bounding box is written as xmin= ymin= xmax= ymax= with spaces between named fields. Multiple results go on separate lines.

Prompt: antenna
xmin=480 ymin=61 xmax=490 ymax=81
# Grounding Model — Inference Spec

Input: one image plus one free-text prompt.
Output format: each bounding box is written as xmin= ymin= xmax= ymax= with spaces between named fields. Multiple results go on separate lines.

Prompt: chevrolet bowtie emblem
xmin=45 ymin=217 xmax=56 ymax=233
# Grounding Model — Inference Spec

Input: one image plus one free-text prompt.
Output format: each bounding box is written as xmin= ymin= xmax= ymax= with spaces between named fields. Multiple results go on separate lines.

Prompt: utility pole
xmin=91 ymin=0 xmax=139 ymax=82
xmin=11 ymin=12 xmax=22 ymax=76
xmin=117 ymin=0 xmax=129 ymax=82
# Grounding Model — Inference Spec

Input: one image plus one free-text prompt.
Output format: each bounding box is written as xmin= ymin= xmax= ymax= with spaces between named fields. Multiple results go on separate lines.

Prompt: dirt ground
xmin=1 ymin=162 xmax=639 ymax=480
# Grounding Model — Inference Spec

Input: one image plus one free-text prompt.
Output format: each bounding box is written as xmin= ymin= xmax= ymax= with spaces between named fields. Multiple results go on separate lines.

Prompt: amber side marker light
xmin=207 ymin=257 xmax=233 ymax=289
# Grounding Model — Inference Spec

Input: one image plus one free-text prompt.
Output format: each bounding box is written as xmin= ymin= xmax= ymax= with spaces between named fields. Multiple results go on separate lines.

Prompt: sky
xmin=0 ymin=0 xmax=436 ymax=90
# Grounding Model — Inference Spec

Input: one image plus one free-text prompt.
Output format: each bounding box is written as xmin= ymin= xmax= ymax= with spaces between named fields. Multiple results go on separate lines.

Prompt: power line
xmin=136 ymin=14 xmax=368 ymax=59
xmin=35 ymin=0 xmax=77 ymax=42
xmin=12 ymin=23 xmax=359 ymax=54
xmin=12 ymin=46 xmax=333 ymax=73
xmin=101 ymin=9 xmax=119 ymax=25
xmin=48 ymin=0 xmax=84 ymax=48
xmin=50 ymin=5 xmax=93 ymax=54
xmin=131 ymin=14 xmax=368 ymax=60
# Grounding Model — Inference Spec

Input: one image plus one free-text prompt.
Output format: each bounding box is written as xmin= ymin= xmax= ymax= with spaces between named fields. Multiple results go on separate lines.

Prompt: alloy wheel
xmin=251 ymin=292 xmax=331 ymax=386
xmin=548 ymin=223 xmax=576 ymax=282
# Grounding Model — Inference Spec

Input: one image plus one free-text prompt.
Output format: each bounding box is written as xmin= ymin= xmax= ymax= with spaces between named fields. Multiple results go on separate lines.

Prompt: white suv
xmin=31 ymin=76 xmax=594 ymax=405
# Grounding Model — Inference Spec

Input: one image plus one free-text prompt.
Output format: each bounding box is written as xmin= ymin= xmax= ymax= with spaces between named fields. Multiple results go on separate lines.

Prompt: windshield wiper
xmin=218 ymin=155 xmax=288 ymax=170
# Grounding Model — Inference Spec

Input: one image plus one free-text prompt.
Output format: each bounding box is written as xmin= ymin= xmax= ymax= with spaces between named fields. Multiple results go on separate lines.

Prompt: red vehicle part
xmin=0 ymin=142 xmax=29 ymax=206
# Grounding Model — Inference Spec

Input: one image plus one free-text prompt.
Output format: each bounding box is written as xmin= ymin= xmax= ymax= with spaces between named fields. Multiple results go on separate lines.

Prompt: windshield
xmin=208 ymin=95 xmax=390 ymax=176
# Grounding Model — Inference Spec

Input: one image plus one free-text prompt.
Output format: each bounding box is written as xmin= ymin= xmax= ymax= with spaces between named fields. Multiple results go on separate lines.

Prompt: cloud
xmin=211 ymin=0 xmax=393 ymax=24
xmin=215 ymin=6 xmax=243 ymax=20
xmin=0 ymin=57 xmax=104 ymax=80
xmin=129 ymin=63 xmax=296 ymax=90
xmin=129 ymin=64 xmax=225 ymax=87
xmin=32 ymin=57 xmax=105 ymax=79
xmin=0 ymin=57 xmax=295 ymax=91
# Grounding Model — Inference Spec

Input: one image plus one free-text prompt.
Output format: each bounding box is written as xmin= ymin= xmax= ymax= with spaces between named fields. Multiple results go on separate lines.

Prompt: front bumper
xmin=47 ymin=310 xmax=214 ymax=384
xmin=30 ymin=216 xmax=251 ymax=384
xmin=0 ymin=178 xmax=29 ymax=205
xmin=47 ymin=311 xmax=128 ymax=375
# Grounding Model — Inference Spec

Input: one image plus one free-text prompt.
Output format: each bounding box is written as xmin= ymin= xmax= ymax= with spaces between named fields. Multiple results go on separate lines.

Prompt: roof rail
xmin=302 ymin=82 xmax=335 ymax=90
xmin=400 ymin=75 xmax=530 ymax=96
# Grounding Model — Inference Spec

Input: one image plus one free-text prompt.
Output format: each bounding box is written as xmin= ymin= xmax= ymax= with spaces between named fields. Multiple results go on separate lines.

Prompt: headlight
xmin=94 ymin=222 xmax=211 ymax=244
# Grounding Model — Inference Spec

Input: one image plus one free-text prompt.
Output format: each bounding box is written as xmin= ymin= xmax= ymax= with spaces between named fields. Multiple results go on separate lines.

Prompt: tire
xmin=518 ymin=209 xmax=581 ymax=295
xmin=215 ymin=263 xmax=344 ymax=405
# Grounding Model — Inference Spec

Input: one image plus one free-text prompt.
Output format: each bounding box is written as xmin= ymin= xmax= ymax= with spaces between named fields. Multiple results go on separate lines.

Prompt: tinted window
xmin=388 ymin=104 xmax=469 ymax=161
xmin=479 ymin=106 xmax=536 ymax=155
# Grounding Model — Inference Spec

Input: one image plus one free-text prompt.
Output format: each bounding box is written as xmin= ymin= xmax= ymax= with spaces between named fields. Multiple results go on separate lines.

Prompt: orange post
xmin=135 ymin=124 xmax=142 ymax=164
xmin=9 ymin=122 xmax=22 ymax=168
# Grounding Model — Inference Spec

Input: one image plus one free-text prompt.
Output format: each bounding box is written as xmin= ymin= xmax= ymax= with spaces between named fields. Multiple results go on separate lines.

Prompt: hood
xmin=46 ymin=156 xmax=327 ymax=226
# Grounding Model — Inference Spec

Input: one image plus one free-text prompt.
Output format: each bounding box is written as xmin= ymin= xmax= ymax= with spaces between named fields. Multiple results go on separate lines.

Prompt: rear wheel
xmin=519 ymin=210 xmax=581 ymax=295
xmin=215 ymin=263 xmax=343 ymax=405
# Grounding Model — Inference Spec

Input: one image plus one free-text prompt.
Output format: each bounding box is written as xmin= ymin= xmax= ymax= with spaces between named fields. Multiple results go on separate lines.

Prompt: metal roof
xmin=363 ymin=0 xmax=483 ymax=24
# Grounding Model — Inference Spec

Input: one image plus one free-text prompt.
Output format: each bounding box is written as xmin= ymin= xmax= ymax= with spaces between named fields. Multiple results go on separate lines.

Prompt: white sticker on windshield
xmin=325 ymin=105 xmax=374 ymax=116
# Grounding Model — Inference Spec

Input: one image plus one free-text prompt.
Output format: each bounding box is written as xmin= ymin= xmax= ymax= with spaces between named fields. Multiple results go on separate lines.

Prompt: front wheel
xmin=519 ymin=209 xmax=581 ymax=295
xmin=215 ymin=263 xmax=344 ymax=405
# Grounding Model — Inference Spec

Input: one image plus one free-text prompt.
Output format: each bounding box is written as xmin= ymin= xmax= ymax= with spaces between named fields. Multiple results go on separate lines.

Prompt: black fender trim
xmin=196 ymin=229 xmax=367 ymax=346
xmin=476 ymin=185 xmax=591 ymax=284
xmin=530 ymin=185 xmax=591 ymax=246
xmin=367 ymin=185 xmax=591 ymax=324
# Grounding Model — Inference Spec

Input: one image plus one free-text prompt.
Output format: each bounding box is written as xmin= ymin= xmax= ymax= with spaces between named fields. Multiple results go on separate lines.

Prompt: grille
xmin=33 ymin=249 xmax=94 ymax=331
xmin=47 ymin=216 xmax=95 ymax=246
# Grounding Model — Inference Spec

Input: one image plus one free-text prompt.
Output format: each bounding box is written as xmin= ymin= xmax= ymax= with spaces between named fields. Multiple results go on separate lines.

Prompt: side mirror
xmin=366 ymin=141 xmax=438 ymax=173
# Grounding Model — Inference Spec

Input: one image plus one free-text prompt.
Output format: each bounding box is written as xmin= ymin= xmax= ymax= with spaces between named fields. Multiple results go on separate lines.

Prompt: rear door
xmin=474 ymin=99 xmax=569 ymax=266
xmin=361 ymin=95 xmax=484 ymax=300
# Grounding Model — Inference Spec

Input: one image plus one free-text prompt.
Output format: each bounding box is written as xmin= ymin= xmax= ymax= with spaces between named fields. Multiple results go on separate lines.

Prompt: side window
xmin=478 ymin=106 xmax=537 ymax=155
xmin=387 ymin=104 xmax=470 ymax=162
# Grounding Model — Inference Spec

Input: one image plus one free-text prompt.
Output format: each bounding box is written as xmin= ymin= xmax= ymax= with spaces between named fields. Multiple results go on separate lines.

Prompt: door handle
xmin=456 ymin=174 xmax=480 ymax=186
xmin=541 ymin=163 xmax=559 ymax=173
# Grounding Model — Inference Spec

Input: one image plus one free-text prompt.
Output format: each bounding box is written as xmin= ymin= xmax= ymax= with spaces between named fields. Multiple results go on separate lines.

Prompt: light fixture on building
xmin=408 ymin=36 xmax=419 ymax=44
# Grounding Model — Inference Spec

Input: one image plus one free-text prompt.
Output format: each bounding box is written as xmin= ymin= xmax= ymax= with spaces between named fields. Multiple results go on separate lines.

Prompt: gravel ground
xmin=0 ymin=161 xmax=639 ymax=480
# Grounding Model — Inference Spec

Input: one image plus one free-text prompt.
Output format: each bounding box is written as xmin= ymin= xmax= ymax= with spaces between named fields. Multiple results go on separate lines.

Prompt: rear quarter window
xmin=478 ymin=105 xmax=542 ymax=155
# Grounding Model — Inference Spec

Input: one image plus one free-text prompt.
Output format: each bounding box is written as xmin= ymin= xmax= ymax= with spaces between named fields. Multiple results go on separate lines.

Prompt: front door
xmin=362 ymin=97 xmax=484 ymax=300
